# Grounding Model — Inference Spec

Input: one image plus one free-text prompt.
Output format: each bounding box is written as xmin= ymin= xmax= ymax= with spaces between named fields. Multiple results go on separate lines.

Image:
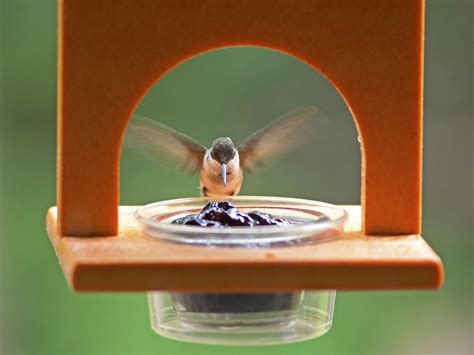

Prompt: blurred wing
xmin=124 ymin=114 xmax=207 ymax=175
xmin=238 ymin=106 xmax=324 ymax=174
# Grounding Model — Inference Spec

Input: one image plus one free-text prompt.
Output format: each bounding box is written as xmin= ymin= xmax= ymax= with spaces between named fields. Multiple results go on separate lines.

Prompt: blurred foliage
xmin=0 ymin=0 xmax=472 ymax=354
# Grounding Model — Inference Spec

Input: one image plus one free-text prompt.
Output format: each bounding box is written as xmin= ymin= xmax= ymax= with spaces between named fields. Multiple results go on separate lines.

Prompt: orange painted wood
xmin=46 ymin=206 xmax=443 ymax=292
xmin=58 ymin=0 xmax=425 ymax=236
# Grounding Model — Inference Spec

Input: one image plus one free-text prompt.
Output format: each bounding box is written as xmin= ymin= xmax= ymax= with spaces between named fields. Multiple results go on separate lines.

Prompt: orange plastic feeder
xmin=46 ymin=0 xmax=443 ymax=345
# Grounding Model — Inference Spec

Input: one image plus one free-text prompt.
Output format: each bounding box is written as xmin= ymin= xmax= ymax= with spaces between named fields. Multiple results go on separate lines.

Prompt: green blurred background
xmin=0 ymin=0 xmax=472 ymax=354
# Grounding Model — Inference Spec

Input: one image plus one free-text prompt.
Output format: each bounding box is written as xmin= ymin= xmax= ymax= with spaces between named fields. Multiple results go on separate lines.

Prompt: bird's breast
xmin=200 ymin=155 xmax=243 ymax=196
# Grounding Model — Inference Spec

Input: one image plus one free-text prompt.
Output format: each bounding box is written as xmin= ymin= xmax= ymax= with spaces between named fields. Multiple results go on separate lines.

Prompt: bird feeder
xmin=46 ymin=0 xmax=444 ymax=345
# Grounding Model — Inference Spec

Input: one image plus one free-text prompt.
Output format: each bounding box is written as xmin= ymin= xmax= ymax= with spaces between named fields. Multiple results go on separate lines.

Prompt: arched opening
xmin=120 ymin=47 xmax=360 ymax=206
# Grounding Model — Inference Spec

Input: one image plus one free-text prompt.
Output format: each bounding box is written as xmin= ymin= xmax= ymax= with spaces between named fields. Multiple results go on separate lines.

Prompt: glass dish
xmin=135 ymin=196 xmax=348 ymax=247
xmin=136 ymin=196 xmax=348 ymax=345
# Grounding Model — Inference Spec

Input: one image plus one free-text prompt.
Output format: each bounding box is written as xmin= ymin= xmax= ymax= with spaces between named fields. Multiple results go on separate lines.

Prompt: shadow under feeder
xmin=47 ymin=0 xmax=443 ymax=345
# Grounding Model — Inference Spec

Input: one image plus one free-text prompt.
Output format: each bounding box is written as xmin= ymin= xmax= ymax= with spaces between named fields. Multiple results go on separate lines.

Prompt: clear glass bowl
xmin=136 ymin=196 xmax=348 ymax=345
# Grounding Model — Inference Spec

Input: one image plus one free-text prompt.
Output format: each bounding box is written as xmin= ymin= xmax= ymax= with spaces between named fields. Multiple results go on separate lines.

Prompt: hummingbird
xmin=125 ymin=106 xmax=322 ymax=197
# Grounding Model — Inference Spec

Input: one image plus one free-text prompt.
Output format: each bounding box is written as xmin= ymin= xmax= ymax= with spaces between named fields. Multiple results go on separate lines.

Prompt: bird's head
xmin=210 ymin=137 xmax=236 ymax=186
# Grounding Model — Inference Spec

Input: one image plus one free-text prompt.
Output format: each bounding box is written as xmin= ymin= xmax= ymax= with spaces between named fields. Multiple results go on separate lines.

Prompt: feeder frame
xmin=47 ymin=0 xmax=444 ymax=292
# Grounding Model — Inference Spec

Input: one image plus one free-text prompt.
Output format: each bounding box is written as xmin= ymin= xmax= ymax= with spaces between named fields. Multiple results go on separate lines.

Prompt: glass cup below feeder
xmin=136 ymin=196 xmax=348 ymax=345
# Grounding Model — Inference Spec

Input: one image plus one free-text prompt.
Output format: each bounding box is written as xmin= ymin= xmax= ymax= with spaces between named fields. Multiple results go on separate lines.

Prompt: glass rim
xmin=134 ymin=196 xmax=348 ymax=245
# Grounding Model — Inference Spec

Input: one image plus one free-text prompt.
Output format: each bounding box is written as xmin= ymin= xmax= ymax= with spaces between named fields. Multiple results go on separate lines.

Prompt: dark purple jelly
xmin=172 ymin=292 xmax=301 ymax=314
xmin=172 ymin=201 xmax=290 ymax=227
xmin=170 ymin=201 xmax=301 ymax=317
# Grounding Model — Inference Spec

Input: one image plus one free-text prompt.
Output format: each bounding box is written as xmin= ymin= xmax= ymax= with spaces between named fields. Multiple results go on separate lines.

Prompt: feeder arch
xmin=57 ymin=0 xmax=424 ymax=236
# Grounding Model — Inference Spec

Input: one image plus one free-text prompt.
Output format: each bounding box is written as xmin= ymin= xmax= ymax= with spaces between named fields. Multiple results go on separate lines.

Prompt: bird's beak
xmin=221 ymin=163 xmax=227 ymax=187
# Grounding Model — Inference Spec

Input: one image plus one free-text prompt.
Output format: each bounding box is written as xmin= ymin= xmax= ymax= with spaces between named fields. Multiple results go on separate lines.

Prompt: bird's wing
xmin=124 ymin=114 xmax=207 ymax=175
xmin=237 ymin=106 xmax=324 ymax=174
